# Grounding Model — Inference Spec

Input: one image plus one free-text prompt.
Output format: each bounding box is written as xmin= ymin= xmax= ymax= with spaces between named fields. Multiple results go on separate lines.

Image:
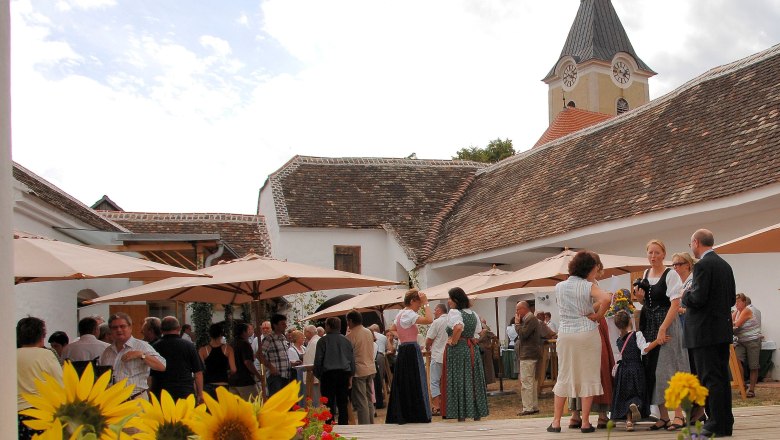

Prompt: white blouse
xmin=447 ymin=309 xmax=481 ymax=338
xmin=646 ymin=269 xmax=683 ymax=301
xmin=397 ymin=309 xmax=419 ymax=329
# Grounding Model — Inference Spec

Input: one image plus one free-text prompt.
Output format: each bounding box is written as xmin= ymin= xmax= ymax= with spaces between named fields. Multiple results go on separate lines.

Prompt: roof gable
xmin=267 ymin=156 xmax=485 ymax=263
xmin=544 ymin=0 xmax=654 ymax=80
xmin=430 ymin=43 xmax=780 ymax=262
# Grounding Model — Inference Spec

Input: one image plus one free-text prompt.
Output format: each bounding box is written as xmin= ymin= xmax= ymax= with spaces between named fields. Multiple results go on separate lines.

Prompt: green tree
xmin=453 ymin=138 xmax=515 ymax=163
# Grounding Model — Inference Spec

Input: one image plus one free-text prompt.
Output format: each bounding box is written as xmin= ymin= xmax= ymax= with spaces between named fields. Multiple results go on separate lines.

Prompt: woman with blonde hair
xmin=386 ymin=288 xmax=433 ymax=424
xmin=733 ymin=293 xmax=761 ymax=398
xmin=634 ymin=239 xmax=690 ymax=431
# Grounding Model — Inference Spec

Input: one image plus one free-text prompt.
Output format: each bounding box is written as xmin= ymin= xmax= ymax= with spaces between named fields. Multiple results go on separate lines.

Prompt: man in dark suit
xmin=682 ymin=229 xmax=736 ymax=437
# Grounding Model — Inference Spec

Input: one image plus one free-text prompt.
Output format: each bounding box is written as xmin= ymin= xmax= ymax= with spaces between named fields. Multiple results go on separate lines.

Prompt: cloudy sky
xmin=10 ymin=0 xmax=780 ymax=214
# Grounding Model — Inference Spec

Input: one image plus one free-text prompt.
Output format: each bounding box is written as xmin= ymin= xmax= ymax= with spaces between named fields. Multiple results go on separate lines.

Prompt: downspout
xmin=204 ymin=243 xmax=225 ymax=267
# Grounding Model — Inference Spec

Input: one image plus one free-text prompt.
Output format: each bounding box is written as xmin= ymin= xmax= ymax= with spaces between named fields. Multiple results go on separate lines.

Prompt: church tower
xmin=543 ymin=0 xmax=655 ymax=123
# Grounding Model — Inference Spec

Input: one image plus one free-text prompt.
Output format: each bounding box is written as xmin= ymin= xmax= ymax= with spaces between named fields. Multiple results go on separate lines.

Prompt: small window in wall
xmin=617 ymin=98 xmax=629 ymax=114
xmin=334 ymin=246 xmax=361 ymax=274
xmin=567 ymin=101 xmax=576 ymax=108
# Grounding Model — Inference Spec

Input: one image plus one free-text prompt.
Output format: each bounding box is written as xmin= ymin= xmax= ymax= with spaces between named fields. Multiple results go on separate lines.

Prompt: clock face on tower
xmin=612 ymin=61 xmax=631 ymax=85
xmin=562 ymin=64 xmax=578 ymax=88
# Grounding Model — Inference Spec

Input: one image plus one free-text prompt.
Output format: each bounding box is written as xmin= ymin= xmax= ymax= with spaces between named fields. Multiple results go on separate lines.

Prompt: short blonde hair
xmin=404 ymin=288 xmax=421 ymax=306
xmin=671 ymin=252 xmax=696 ymax=267
xmin=646 ymin=239 xmax=667 ymax=254
xmin=736 ymin=293 xmax=749 ymax=304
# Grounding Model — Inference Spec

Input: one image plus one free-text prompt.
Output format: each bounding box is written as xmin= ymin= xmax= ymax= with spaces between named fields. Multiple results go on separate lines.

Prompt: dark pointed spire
xmin=543 ymin=0 xmax=654 ymax=80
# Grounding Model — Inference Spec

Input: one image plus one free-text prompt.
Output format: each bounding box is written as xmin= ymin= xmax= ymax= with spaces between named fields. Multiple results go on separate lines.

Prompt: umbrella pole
xmin=487 ymin=296 xmax=515 ymax=397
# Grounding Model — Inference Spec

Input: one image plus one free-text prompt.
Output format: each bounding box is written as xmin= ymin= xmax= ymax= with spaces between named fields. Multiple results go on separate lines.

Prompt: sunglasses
xmin=671 ymin=262 xmax=687 ymax=267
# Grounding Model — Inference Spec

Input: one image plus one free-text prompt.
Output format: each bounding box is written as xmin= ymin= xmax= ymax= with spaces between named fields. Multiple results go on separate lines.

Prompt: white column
xmin=1 ymin=0 xmax=17 ymax=435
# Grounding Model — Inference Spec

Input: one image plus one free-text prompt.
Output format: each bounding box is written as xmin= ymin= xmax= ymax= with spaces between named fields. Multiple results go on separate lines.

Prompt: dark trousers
xmin=691 ymin=343 xmax=734 ymax=435
xmin=374 ymin=353 xmax=386 ymax=409
xmin=322 ymin=370 xmax=351 ymax=425
xmin=267 ymin=374 xmax=291 ymax=397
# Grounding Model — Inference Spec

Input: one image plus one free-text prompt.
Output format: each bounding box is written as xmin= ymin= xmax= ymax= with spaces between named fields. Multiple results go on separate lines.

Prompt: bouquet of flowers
xmin=606 ymin=288 xmax=635 ymax=317
xmin=293 ymin=397 xmax=356 ymax=440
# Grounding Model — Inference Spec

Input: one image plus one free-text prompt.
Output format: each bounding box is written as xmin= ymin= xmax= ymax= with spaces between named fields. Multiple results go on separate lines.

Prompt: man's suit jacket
xmin=682 ymin=251 xmax=737 ymax=349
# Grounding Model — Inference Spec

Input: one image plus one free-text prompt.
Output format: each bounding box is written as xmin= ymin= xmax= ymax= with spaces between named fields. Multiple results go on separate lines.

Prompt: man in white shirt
xmin=100 ymin=312 xmax=166 ymax=399
xmin=425 ymin=303 xmax=449 ymax=416
xmin=370 ymin=324 xmax=388 ymax=409
xmin=62 ymin=317 xmax=109 ymax=362
xmin=301 ymin=325 xmax=321 ymax=405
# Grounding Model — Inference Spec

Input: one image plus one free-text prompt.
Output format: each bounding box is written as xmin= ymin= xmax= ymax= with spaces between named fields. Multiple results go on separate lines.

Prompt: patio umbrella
xmin=424 ymin=267 xmax=514 ymax=300
xmin=14 ymin=231 xmax=207 ymax=284
xmin=715 ymin=222 xmax=780 ymax=254
xmin=88 ymin=253 xmax=401 ymax=305
xmin=300 ymin=286 xmax=407 ymax=323
xmin=471 ymin=249 xmax=652 ymax=295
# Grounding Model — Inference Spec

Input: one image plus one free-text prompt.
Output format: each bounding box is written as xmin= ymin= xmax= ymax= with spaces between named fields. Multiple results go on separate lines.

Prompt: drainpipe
xmin=204 ymin=243 xmax=225 ymax=267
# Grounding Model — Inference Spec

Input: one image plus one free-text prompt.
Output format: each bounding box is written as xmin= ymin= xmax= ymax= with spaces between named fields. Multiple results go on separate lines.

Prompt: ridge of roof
xmin=12 ymin=162 xmax=128 ymax=232
xmin=485 ymin=42 xmax=780 ymax=177
xmin=91 ymin=195 xmax=124 ymax=211
xmin=98 ymin=211 xmax=263 ymax=223
xmin=534 ymin=107 xmax=613 ymax=148
xmin=544 ymin=0 xmax=654 ymax=80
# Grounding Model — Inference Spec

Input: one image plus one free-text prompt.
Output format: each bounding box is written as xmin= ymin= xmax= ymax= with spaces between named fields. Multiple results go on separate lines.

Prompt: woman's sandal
xmin=667 ymin=416 xmax=686 ymax=431
xmin=648 ymin=418 xmax=670 ymax=431
xmin=747 ymin=390 xmax=756 ymax=398
xmin=568 ymin=419 xmax=582 ymax=429
xmin=626 ymin=421 xmax=635 ymax=432
xmin=597 ymin=417 xmax=609 ymax=429
xmin=546 ymin=424 xmax=562 ymax=433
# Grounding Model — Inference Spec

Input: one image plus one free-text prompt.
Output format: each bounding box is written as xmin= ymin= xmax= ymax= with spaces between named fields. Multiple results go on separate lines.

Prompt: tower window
xmin=567 ymin=101 xmax=576 ymax=108
xmin=617 ymin=98 xmax=629 ymax=114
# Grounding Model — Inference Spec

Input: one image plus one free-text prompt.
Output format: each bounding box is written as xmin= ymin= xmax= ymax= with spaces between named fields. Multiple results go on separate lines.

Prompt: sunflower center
xmin=156 ymin=421 xmax=195 ymax=440
xmin=54 ymin=400 xmax=106 ymax=435
xmin=215 ymin=418 xmax=253 ymax=440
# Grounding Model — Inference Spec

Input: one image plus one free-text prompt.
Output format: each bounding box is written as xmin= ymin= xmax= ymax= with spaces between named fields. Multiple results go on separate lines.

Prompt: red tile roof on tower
xmin=533 ymin=106 xmax=614 ymax=147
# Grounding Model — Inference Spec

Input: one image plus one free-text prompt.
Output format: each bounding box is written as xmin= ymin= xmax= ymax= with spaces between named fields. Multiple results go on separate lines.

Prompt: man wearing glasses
xmin=682 ymin=229 xmax=736 ymax=437
xmin=100 ymin=312 xmax=166 ymax=400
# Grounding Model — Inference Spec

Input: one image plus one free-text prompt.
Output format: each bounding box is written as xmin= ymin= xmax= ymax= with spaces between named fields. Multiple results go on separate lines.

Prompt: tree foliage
xmin=453 ymin=138 xmax=515 ymax=163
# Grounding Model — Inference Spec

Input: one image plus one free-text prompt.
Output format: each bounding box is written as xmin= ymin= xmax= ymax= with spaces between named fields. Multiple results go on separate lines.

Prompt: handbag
xmin=612 ymin=331 xmax=634 ymax=377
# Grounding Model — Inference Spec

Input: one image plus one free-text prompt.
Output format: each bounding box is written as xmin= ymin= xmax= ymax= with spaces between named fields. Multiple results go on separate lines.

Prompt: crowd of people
xmin=16 ymin=229 xmax=762 ymax=438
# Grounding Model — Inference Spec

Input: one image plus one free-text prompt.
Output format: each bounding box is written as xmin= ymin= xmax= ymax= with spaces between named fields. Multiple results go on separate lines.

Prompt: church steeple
xmin=543 ymin=0 xmax=655 ymax=123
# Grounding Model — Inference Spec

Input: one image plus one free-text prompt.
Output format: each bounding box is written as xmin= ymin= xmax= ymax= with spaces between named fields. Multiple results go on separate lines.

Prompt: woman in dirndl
xmin=385 ymin=288 xmax=433 ymax=424
xmin=441 ymin=287 xmax=489 ymax=421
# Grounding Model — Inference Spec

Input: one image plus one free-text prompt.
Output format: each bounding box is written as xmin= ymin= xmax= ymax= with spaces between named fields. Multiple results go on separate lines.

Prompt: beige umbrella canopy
xmin=300 ymin=286 xmax=407 ymax=322
xmin=715 ymin=223 xmax=780 ymax=254
xmin=423 ymin=267 xmax=514 ymax=300
xmin=89 ymin=254 xmax=402 ymax=305
xmin=14 ymin=231 xmax=207 ymax=284
xmin=471 ymin=249 xmax=652 ymax=295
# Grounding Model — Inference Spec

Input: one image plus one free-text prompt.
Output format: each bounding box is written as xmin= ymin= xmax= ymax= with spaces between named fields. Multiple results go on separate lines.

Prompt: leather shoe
xmin=580 ymin=426 xmax=596 ymax=433
xmin=700 ymin=428 xmax=732 ymax=437
xmin=546 ymin=424 xmax=561 ymax=433
xmin=518 ymin=409 xmax=540 ymax=416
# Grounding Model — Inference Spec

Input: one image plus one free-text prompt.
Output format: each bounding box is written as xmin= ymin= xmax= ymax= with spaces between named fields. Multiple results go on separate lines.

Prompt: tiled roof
xmin=429 ymin=43 xmax=780 ymax=262
xmin=544 ymin=0 xmax=654 ymax=80
xmin=534 ymin=107 xmax=613 ymax=147
xmin=266 ymin=156 xmax=486 ymax=263
xmin=99 ymin=212 xmax=272 ymax=258
xmin=13 ymin=163 xmax=126 ymax=232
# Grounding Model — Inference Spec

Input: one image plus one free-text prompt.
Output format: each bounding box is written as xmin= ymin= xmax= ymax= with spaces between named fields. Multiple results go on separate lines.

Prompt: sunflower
xmin=21 ymin=362 xmax=139 ymax=438
xmin=189 ymin=386 xmax=263 ymax=440
xmin=128 ymin=390 xmax=201 ymax=440
xmin=32 ymin=419 xmax=83 ymax=440
xmin=256 ymin=381 xmax=306 ymax=440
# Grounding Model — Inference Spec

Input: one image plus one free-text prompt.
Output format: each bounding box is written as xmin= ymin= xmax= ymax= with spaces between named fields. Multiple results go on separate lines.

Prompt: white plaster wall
xmin=257 ymin=183 xmax=281 ymax=257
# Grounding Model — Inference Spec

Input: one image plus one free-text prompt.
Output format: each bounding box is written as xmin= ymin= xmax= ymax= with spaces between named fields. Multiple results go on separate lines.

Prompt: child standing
xmin=611 ymin=310 xmax=669 ymax=431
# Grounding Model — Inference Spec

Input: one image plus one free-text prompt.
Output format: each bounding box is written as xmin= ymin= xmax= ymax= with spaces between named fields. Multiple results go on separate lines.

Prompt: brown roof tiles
xmin=534 ymin=107 xmax=614 ymax=147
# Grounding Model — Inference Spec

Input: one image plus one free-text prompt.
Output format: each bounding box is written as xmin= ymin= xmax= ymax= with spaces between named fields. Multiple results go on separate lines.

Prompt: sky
xmin=10 ymin=0 xmax=780 ymax=214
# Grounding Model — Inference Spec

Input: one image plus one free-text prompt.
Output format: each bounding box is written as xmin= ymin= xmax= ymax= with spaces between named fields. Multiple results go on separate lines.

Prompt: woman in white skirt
xmin=548 ymin=250 xmax=612 ymax=433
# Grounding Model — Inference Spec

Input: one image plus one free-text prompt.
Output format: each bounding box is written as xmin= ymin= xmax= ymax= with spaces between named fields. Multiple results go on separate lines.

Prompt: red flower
xmin=323 ymin=424 xmax=333 ymax=433
xmin=320 ymin=396 xmax=329 ymax=404
xmin=293 ymin=404 xmax=302 ymax=411
xmin=321 ymin=410 xmax=333 ymax=420
xmin=322 ymin=433 xmax=332 ymax=440
xmin=306 ymin=397 xmax=313 ymax=402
